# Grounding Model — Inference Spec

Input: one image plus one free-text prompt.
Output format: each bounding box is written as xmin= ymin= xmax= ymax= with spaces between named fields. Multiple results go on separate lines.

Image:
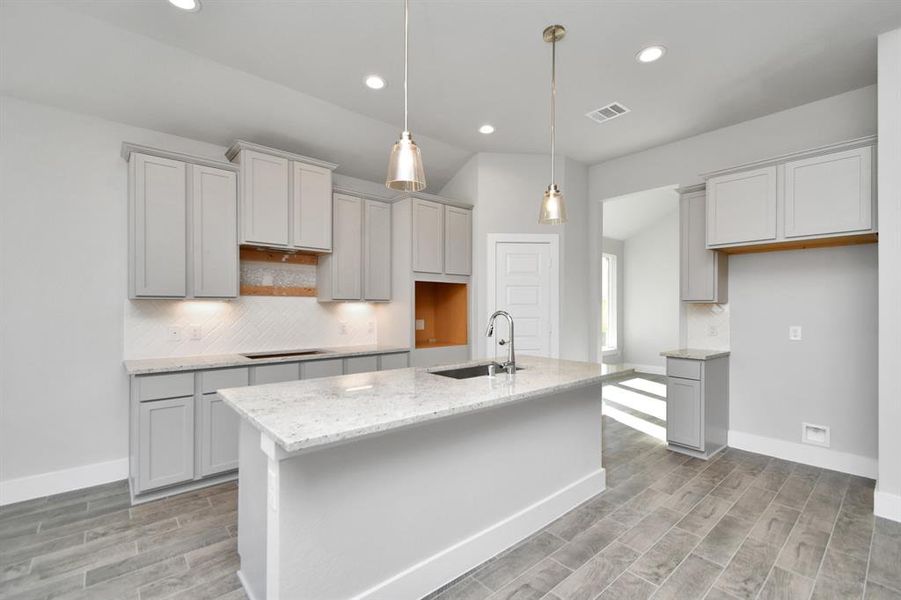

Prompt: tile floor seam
xmin=806 ymin=477 xmax=853 ymax=600
xmin=861 ymin=523 xmax=875 ymax=600
xmin=752 ymin=469 xmax=824 ymax=600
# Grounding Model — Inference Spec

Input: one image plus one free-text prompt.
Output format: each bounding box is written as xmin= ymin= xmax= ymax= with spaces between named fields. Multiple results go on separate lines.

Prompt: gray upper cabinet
xmin=412 ymin=199 xmax=444 ymax=273
xmin=130 ymin=153 xmax=187 ymax=298
xmin=292 ymin=162 xmax=333 ymax=251
xmin=319 ymin=193 xmax=392 ymax=302
xmin=703 ymin=138 xmax=876 ymax=251
xmin=192 ymin=165 xmax=238 ymax=298
xmin=364 ymin=199 xmax=392 ymax=301
xmin=783 ymin=146 xmax=873 ymax=238
xmin=331 ymin=194 xmax=364 ymax=300
xmin=680 ymin=186 xmax=727 ymax=303
xmin=706 ymin=166 xmax=777 ymax=247
xmin=444 ymin=205 xmax=472 ymax=276
xmin=227 ymin=141 xmax=337 ymax=252
xmin=125 ymin=145 xmax=239 ymax=299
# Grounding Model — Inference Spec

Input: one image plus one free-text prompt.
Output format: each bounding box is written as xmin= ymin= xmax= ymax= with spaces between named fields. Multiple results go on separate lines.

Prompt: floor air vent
xmin=586 ymin=102 xmax=630 ymax=124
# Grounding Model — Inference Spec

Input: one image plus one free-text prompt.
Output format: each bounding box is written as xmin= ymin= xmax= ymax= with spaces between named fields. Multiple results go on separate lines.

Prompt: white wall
xmin=621 ymin=210 xmax=680 ymax=371
xmin=440 ymin=153 xmax=591 ymax=362
xmin=877 ymin=28 xmax=901 ymax=520
xmin=730 ymin=246 xmax=878 ymax=468
xmin=587 ymin=85 xmax=878 ymax=472
xmin=0 ymin=97 xmax=385 ymax=503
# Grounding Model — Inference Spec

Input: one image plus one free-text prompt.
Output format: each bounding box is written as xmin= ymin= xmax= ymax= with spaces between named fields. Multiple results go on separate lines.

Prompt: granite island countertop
xmin=660 ymin=348 xmax=731 ymax=360
xmin=217 ymin=355 xmax=632 ymax=453
xmin=124 ymin=344 xmax=412 ymax=375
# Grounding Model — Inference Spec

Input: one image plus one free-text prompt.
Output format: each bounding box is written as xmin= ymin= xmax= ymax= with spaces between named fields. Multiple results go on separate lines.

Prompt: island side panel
xmin=267 ymin=383 xmax=604 ymax=600
xmin=237 ymin=420 xmax=268 ymax=600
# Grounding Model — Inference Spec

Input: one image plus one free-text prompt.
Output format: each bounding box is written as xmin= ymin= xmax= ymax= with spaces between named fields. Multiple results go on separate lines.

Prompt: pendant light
xmin=538 ymin=24 xmax=567 ymax=224
xmin=386 ymin=0 xmax=427 ymax=191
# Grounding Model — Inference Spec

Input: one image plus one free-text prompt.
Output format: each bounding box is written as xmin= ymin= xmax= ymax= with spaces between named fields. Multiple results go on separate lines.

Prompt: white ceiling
xmin=3 ymin=1 xmax=900 ymax=188
xmin=603 ymin=185 xmax=678 ymax=240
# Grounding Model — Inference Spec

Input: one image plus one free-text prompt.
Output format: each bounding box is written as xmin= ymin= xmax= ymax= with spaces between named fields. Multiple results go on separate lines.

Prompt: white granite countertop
xmin=660 ymin=348 xmax=731 ymax=360
xmin=124 ymin=344 xmax=411 ymax=375
xmin=217 ymin=356 xmax=633 ymax=453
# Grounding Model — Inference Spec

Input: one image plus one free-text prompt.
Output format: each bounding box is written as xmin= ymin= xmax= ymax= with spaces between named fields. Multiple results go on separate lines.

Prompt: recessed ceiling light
xmin=168 ymin=0 xmax=201 ymax=11
xmin=364 ymin=75 xmax=386 ymax=90
xmin=636 ymin=45 xmax=666 ymax=63
xmin=479 ymin=124 xmax=495 ymax=135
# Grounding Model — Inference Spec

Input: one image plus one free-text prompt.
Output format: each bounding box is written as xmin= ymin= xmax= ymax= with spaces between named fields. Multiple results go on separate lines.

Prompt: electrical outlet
xmin=707 ymin=325 xmax=719 ymax=337
xmin=339 ymin=321 xmax=348 ymax=335
xmin=367 ymin=321 xmax=375 ymax=334
xmin=166 ymin=326 xmax=183 ymax=342
xmin=801 ymin=422 xmax=830 ymax=447
xmin=415 ymin=319 xmax=426 ymax=331
xmin=789 ymin=326 xmax=802 ymax=341
xmin=189 ymin=324 xmax=203 ymax=340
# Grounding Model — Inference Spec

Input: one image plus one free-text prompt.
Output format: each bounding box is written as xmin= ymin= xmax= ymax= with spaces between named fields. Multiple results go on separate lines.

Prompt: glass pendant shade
xmin=539 ymin=184 xmax=567 ymax=224
xmin=386 ymin=130 xmax=426 ymax=191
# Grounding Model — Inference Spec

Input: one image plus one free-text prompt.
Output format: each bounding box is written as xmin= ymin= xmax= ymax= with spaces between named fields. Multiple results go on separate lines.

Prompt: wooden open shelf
xmin=415 ymin=281 xmax=468 ymax=349
xmin=716 ymin=233 xmax=877 ymax=255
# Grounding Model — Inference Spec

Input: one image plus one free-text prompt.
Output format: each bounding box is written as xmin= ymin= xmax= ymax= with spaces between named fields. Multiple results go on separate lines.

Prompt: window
xmin=601 ymin=253 xmax=617 ymax=352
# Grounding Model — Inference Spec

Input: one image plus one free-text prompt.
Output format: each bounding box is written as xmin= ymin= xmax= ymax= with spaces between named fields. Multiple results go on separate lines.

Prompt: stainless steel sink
xmin=241 ymin=350 xmax=331 ymax=359
xmin=431 ymin=363 xmax=523 ymax=379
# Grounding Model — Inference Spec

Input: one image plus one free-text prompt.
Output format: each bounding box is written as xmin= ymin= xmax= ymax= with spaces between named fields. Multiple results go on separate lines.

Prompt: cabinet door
xmin=345 ymin=355 xmax=379 ymax=374
xmin=138 ymin=396 xmax=194 ymax=492
xmin=198 ymin=393 xmax=239 ymax=476
xmin=332 ymin=194 xmax=363 ymax=300
xmin=707 ymin=167 xmax=777 ymax=246
xmin=241 ymin=150 xmax=289 ymax=247
xmin=681 ymin=192 xmax=722 ymax=302
xmin=412 ymin=199 xmax=444 ymax=273
xmin=666 ymin=377 xmax=702 ymax=450
xmin=192 ymin=165 xmax=238 ymax=298
xmin=784 ymin=146 xmax=873 ymax=238
xmin=132 ymin=153 xmax=186 ymax=297
xmin=363 ymin=199 xmax=392 ymax=301
xmin=444 ymin=206 xmax=472 ymax=275
xmin=303 ymin=358 xmax=344 ymax=379
xmin=292 ymin=162 xmax=333 ymax=250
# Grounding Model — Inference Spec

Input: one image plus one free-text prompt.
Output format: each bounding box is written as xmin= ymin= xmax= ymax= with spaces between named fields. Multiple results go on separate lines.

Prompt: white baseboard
xmin=353 ymin=468 xmax=606 ymax=600
xmin=623 ymin=363 xmax=666 ymax=376
xmin=728 ymin=430 xmax=876 ymax=479
xmin=0 ymin=457 xmax=129 ymax=506
xmin=874 ymin=488 xmax=901 ymax=522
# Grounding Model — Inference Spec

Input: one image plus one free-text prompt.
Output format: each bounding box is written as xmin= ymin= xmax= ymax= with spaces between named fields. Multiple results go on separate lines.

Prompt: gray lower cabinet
xmin=138 ymin=396 xmax=195 ymax=492
xmin=665 ymin=355 xmax=729 ymax=459
xmin=130 ymin=351 xmax=409 ymax=498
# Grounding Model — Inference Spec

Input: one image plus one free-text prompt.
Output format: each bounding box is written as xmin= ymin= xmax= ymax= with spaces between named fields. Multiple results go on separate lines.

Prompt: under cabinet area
xmin=125 ymin=144 xmax=238 ymax=299
xmin=704 ymin=137 xmax=876 ymax=252
xmin=679 ymin=185 xmax=727 ymax=303
xmin=128 ymin=350 xmax=410 ymax=500
xmin=226 ymin=140 xmax=337 ymax=253
xmin=318 ymin=193 xmax=392 ymax=301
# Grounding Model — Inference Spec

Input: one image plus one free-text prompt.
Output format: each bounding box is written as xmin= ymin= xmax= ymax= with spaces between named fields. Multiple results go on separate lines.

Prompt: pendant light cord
xmin=550 ymin=30 xmax=556 ymax=185
xmin=404 ymin=0 xmax=409 ymax=133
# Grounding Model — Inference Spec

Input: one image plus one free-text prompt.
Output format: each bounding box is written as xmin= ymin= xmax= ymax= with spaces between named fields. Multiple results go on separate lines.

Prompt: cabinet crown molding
xmin=225 ymin=139 xmax=338 ymax=171
xmin=393 ymin=191 xmax=473 ymax=210
xmin=121 ymin=142 xmax=239 ymax=172
xmin=700 ymin=135 xmax=877 ymax=180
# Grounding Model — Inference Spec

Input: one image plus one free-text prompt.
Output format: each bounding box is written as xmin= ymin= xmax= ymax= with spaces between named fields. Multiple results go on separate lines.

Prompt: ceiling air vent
xmin=585 ymin=102 xmax=630 ymax=124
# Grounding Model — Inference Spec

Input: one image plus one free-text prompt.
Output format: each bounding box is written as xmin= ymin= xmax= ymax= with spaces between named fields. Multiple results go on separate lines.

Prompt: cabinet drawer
xmin=200 ymin=368 xmax=249 ymax=394
xmin=345 ymin=356 xmax=379 ymax=374
xmin=137 ymin=372 xmax=195 ymax=402
xmin=379 ymin=353 xmax=409 ymax=371
xmin=666 ymin=358 xmax=701 ymax=381
xmin=303 ymin=358 xmax=344 ymax=380
xmin=253 ymin=362 xmax=300 ymax=384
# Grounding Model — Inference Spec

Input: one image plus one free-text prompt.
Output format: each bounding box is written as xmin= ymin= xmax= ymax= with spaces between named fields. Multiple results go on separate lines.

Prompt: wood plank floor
xmin=1 ymin=373 xmax=897 ymax=600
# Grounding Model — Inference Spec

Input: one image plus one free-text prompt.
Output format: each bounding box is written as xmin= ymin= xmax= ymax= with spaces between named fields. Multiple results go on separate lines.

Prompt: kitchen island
xmin=218 ymin=356 xmax=630 ymax=600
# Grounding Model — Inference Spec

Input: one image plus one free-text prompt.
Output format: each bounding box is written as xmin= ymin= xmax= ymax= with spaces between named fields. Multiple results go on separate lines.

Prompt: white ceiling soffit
xmin=603 ymin=185 xmax=678 ymax=240
xmin=3 ymin=1 xmax=901 ymax=187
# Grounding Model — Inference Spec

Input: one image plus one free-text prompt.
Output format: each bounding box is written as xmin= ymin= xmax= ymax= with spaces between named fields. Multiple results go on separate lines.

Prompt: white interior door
xmin=493 ymin=241 xmax=554 ymax=358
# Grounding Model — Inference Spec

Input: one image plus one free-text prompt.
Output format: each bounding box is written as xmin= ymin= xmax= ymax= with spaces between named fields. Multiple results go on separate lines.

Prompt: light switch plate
xmin=415 ymin=319 xmax=426 ymax=331
xmin=789 ymin=326 xmax=802 ymax=341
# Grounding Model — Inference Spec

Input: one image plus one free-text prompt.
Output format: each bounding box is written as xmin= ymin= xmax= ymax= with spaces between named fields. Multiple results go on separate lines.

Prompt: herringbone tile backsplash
xmin=125 ymin=297 xmax=377 ymax=359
